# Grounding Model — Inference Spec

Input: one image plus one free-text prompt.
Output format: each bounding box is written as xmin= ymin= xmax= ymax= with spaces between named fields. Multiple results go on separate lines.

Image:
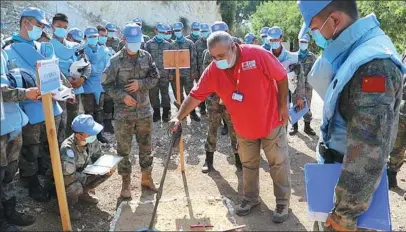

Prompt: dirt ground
xmin=16 ymin=91 xmax=406 ymax=231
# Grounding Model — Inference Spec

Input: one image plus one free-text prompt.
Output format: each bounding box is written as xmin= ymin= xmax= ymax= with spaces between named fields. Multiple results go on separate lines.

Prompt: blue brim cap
xmin=72 ymin=114 xmax=103 ymax=136
xmin=20 ymin=7 xmax=50 ymax=28
xmin=88 ymin=122 xmax=103 ymax=136
xmin=123 ymin=23 xmax=143 ymax=43
xmin=297 ymin=0 xmax=332 ymax=39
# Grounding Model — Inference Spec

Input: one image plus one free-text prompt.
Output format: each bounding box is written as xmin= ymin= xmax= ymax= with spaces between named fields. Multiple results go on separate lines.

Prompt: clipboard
xmin=289 ymin=98 xmax=310 ymax=125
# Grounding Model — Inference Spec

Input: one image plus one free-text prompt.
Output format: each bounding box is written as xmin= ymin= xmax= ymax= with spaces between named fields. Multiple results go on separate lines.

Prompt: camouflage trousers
xmin=81 ymin=93 xmax=105 ymax=125
xmin=115 ymin=116 xmax=153 ymax=175
xmin=150 ymin=76 xmax=170 ymax=109
xmin=103 ymin=93 xmax=114 ymax=120
xmin=0 ymin=133 xmax=22 ymax=202
xmin=291 ymin=86 xmax=313 ymax=122
xmin=65 ymin=172 xmax=112 ymax=204
xmin=170 ymin=75 xmax=193 ymax=103
xmin=388 ymin=112 xmax=406 ymax=172
xmin=19 ymin=115 xmax=61 ymax=177
xmin=66 ymin=95 xmax=81 ymax=138
xmin=58 ymin=101 xmax=68 ymax=145
xmin=205 ymin=101 xmax=238 ymax=153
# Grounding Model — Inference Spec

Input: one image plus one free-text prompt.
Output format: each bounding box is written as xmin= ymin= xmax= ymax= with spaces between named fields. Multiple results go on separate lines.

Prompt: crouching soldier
xmin=60 ymin=114 xmax=113 ymax=220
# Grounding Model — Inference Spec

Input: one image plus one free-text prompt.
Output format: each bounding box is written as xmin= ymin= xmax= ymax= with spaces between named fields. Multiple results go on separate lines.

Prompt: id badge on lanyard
xmin=231 ymin=68 xmax=244 ymax=102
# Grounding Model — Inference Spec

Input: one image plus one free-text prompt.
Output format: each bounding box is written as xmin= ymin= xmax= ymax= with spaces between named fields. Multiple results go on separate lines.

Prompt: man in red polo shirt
xmin=170 ymin=31 xmax=291 ymax=223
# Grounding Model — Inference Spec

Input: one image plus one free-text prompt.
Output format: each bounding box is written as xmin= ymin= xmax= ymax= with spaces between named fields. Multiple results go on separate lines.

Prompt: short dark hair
xmin=19 ymin=16 xmax=34 ymax=27
xmin=318 ymin=0 xmax=359 ymax=21
xmin=97 ymin=25 xmax=106 ymax=33
xmin=52 ymin=13 xmax=69 ymax=24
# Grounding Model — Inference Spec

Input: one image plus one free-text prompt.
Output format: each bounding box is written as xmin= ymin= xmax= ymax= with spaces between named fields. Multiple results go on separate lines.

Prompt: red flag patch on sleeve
xmin=361 ymin=76 xmax=386 ymax=93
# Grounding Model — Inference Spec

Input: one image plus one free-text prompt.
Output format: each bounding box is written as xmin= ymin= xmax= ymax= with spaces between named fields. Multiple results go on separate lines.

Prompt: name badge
xmin=232 ymin=91 xmax=244 ymax=102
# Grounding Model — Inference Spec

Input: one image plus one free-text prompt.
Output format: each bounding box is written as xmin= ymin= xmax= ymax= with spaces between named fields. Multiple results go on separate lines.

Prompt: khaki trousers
xmin=237 ymin=126 xmax=291 ymax=206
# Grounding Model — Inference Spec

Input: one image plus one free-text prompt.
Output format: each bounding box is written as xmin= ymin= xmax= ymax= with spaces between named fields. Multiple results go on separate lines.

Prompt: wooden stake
xmin=175 ymin=51 xmax=185 ymax=172
xmin=37 ymin=67 xmax=72 ymax=231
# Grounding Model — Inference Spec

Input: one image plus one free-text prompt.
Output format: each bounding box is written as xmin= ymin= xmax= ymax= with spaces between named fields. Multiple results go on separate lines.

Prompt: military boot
xmin=103 ymin=119 xmax=114 ymax=134
xmin=235 ymin=153 xmax=242 ymax=170
xmin=0 ymin=204 xmax=19 ymax=232
xmin=189 ymin=110 xmax=201 ymax=122
xmin=153 ymin=108 xmax=161 ymax=122
xmin=97 ymin=133 xmax=109 ymax=144
xmin=221 ymin=122 xmax=228 ymax=135
xmin=304 ymin=122 xmax=316 ymax=136
xmin=94 ymin=112 xmax=109 ymax=144
xmin=199 ymin=102 xmax=206 ymax=116
xmin=141 ymin=170 xmax=158 ymax=192
xmin=68 ymin=205 xmax=81 ymax=221
xmin=202 ymin=152 xmax=214 ymax=173
xmin=79 ymin=193 xmax=99 ymax=205
xmin=28 ymin=175 xmax=50 ymax=202
xmin=387 ymin=169 xmax=398 ymax=188
xmin=289 ymin=123 xmax=298 ymax=136
xmin=120 ymin=174 xmax=131 ymax=198
xmin=3 ymin=197 xmax=35 ymax=226
xmin=162 ymin=107 xmax=171 ymax=122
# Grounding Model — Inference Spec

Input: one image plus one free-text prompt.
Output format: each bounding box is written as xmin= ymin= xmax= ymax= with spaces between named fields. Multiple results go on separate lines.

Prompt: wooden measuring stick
xmin=37 ymin=67 xmax=72 ymax=231
xmin=175 ymin=51 xmax=185 ymax=172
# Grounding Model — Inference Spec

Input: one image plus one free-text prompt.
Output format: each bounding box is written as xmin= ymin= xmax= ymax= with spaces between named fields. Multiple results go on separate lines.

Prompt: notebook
xmin=289 ymin=98 xmax=310 ymax=125
xmin=83 ymin=155 xmax=123 ymax=175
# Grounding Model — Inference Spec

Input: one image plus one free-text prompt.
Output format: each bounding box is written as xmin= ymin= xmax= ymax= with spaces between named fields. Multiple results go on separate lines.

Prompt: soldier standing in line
xmin=186 ymin=21 xmax=201 ymax=43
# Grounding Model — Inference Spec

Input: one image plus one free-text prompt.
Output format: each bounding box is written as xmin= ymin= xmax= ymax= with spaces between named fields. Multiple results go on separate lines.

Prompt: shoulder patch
xmin=66 ymin=149 xmax=75 ymax=158
xmin=362 ymin=76 xmax=386 ymax=93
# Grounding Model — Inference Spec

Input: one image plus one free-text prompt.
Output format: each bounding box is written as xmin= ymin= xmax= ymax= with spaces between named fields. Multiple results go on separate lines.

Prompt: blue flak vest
xmin=83 ymin=44 xmax=110 ymax=103
xmin=1 ymin=50 xmax=29 ymax=139
xmin=50 ymin=38 xmax=84 ymax=94
xmin=316 ymin=14 xmax=406 ymax=163
xmin=4 ymin=38 xmax=63 ymax=125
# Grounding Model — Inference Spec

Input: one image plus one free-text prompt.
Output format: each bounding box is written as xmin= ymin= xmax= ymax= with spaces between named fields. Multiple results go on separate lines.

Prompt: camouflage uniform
xmin=298 ymin=51 xmax=317 ymax=122
xmin=106 ymin=37 xmax=121 ymax=53
xmin=102 ymin=48 xmax=159 ymax=174
xmin=169 ymin=38 xmax=198 ymax=103
xmin=290 ymin=63 xmax=306 ymax=108
xmin=195 ymin=38 xmax=208 ymax=78
xmin=185 ymin=34 xmax=200 ymax=43
xmin=145 ymin=37 xmax=171 ymax=109
xmin=60 ymin=135 xmax=112 ymax=205
xmin=0 ymin=133 xmax=22 ymax=202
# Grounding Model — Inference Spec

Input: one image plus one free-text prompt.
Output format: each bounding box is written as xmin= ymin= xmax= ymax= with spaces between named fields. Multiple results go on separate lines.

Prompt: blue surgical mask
xmin=174 ymin=31 xmax=183 ymax=39
xmin=261 ymin=37 xmax=270 ymax=45
xmin=54 ymin=27 xmax=67 ymax=38
xmin=156 ymin=33 xmax=165 ymax=40
xmin=164 ymin=34 xmax=172 ymax=40
xmin=98 ymin=36 xmax=107 ymax=45
xmin=87 ymin=37 xmax=98 ymax=46
xmin=192 ymin=31 xmax=200 ymax=37
xmin=201 ymin=32 xmax=209 ymax=39
xmin=270 ymin=42 xmax=281 ymax=50
xmin=127 ymin=42 xmax=141 ymax=53
xmin=299 ymin=43 xmax=308 ymax=51
xmin=85 ymin=135 xmax=97 ymax=144
xmin=215 ymin=59 xmax=229 ymax=69
xmin=27 ymin=22 xmax=43 ymax=41
xmin=311 ymin=16 xmax=335 ymax=49
xmin=107 ymin=32 xmax=115 ymax=38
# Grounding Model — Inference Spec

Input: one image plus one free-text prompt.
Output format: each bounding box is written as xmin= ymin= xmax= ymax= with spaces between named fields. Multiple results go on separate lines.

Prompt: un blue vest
xmin=50 ymin=38 xmax=84 ymax=94
xmin=4 ymin=39 xmax=63 ymax=125
xmin=316 ymin=14 xmax=406 ymax=163
xmin=83 ymin=44 xmax=110 ymax=103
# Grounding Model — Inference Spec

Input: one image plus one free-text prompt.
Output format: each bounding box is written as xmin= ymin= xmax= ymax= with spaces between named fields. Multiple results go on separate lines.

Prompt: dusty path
xmin=17 ymin=91 xmax=406 ymax=231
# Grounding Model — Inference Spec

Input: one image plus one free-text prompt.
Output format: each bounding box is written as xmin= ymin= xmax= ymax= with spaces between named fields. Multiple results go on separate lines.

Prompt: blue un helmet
xmin=105 ymin=23 xmax=117 ymax=32
xmin=244 ymin=33 xmax=257 ymax=44
xmin=173 ymin=22 xmax=184 ymax=39
xmin=68 ymin=28 xmax=84 ymax=42
xmin=123 ymin=23 xmax=143 ymax=43
xmin=211 ymin=21 xmax=228 ymax=32
xmin=200 ymin=23 xmax=210 ymax=39
xmin=20 ymin=7 xmax=50 ymax=28
xmin=156 ymin=23 xmax=167 ymax=40
xmin=267 ymin=26 xmax=283 ymax=40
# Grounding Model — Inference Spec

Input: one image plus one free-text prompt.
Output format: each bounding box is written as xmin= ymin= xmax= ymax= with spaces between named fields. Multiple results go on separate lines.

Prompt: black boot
xmin=3 ymin=197 xmax=35 ymax=227
xmin=0 ymin=204 xmax=19 ymax=232
xmin=153 ymin=108 xmax=161 ymax=122
xmin=103 ymin=119 xmax=114 ymax=134
xmin=202 ymin=152 xmax=214 ymax=173
xmin=28 ymin=175 xmax=50 ymax=202
xmin=387 ymin=169 xmax=398 ymax=188
xmin=190 ymin=110 xmax=201 ymax=122
xmin=304 ymin=122 xmax=316 ymax=136
xmin=289 ymin=123 xmax=298 ymax=136
xmin=199 ymin=102 xmax=206 ymax=116
xmin=221 ymin=122 xmax=228 ymax=135
xmin=94 ymin=112 xmax=109 ymax=144
xmin=235 ymin=153 xmax=242 ymax=170
xmin=97 ymin=133 xmax=109 ymax=144
xmin=162 ymin=107 xmax=171 ymax=122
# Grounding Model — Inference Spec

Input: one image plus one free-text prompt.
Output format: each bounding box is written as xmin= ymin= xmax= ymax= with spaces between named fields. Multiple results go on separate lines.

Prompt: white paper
xmin=83 ymin=155 xmax=123 ymax=175
xmin=83 ymin=165 xmax=111 ymax=175
xmin=37 ymin=58 xmax=62 ymax=94
xmin=308 ymin=211 xmax=328 ymax=222
xmin=287 ymin=71 xmax=298 ymax=93
xmin=50 ymin=85 xmax=75 ymax=101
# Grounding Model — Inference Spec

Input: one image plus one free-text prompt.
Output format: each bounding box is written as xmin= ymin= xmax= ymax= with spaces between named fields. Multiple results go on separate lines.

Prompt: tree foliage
xmin=235 ymin=0 xmax=269 ymax=24
xmin=217 ymin=0 xmax=237 ymax=31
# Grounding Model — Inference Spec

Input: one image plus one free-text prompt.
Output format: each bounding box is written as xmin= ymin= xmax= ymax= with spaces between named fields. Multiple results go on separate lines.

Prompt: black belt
xmin=318 ymin=142 xmax=343 ymax=164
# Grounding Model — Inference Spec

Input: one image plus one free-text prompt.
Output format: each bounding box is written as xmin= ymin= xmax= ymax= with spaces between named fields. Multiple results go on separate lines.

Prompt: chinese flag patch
xmin=361 ymin=76 xmax=386 ymax=93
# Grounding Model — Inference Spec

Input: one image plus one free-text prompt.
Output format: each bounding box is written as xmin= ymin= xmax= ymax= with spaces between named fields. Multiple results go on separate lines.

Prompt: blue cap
xmin=299 ymin=33 xmax=310 ymax=42
xmin=20 ymin=7 xmax=50 ymax=27
xmin=72 ymin=114 xmax=103 ymax=136
xmin=84 ymin=27 xmax=98 ymax=37
xmin=200 ymin=23 xmax=210 ymax=32
xmin=191 ymin=22 xmax=200 ymax=30
xmin=244 ymin=33 xmax=256 ymax=44
xmin=260 ymin=27 xmax=270 ymax=37
xmin=297 ymin=0 xmax=332 ymax=39
xmin=166 ymin=24 xmax=173 ymax=32
xmin=211 ymin=21 xmax=228 ymax=32
xmin=123 ymin=23 xmax=143 ymax=43
xmin=68 ymin=28 xmax=84 ymax=41
xmin=173 ymin=22 xmax=184 ymax=30
xmin=105 ymin=23 xmax=117 ymax=31
xmin=267 ymin=26 xmax=283 ymax=39
xmin=156 ymin=23 xmax=167 ymax=33
xmin=132 ymin=17 xmax=143 ymax=26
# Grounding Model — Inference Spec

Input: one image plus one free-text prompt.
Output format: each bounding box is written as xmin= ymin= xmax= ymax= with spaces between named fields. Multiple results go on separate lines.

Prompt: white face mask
xmin=307 ymin=56 xmax=334 ymax=101
xmin=85 ymin=135 xmax=97 ymax=144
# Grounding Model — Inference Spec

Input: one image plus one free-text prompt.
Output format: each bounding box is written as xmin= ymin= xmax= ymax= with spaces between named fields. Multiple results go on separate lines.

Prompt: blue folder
xmin=304 ymin=163 xmax=391 ymax=231
xmin=289 ymin=98 xmax=310 ymax=125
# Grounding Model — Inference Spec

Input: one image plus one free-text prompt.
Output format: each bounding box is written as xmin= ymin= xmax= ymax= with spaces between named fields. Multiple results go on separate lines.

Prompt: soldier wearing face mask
xmin=102 ymin=23 xmax=159 ymax=198
xmin=244 ymin=33 xmax=259 ymax=45
xmin=298 ymin=0 xmax=405 ymax=230
xmin=186 ymin=22 xmax=201 ymax=43
xmin=105 ymin=23 xmax=120 ymax=53
xmin=260 ymin=27 xmax=271 ymax=51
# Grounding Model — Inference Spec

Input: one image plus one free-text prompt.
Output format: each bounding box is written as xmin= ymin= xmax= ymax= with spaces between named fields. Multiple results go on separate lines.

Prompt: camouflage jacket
xmin=102 ymin=48 xmax=159 ymax=120
xmin=169 ymin=38 xmax=198 ymax=79
xmin=145 ymin=37 xmax=171 ymax=79
xmin=106 ymin=37 xmax=121 ymax=53
xmin=185 ymin=34 xmax=200 ymax=43
xmin=298 ymin=51 xmax=317 ymax=88
xmin=290 ymin=62 xmax=306 ymax=100
xmin=335 ymin=58 xmax=403 ymax=229
xmin=60 ymin=134 xmax=102 ymax=186
xmin=195 ymin=38 xmax=207 ymax=76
